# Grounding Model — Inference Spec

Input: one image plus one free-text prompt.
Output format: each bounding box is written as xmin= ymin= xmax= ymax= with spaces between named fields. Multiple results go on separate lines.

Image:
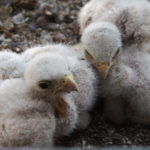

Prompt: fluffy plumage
xmin=81 ymin=22 xmax=122 ymax=78
xmin=106 ymin=45 xmax=150 ymax=125
xmin=25 ymin=53 xmax=79 ymax=136
xmin=22 ymin=44 xmax=76 ymax=63
xmin=0 ymin=43 xmax=99 ymax=139
xmin=79 ymin=0 xmax=150 ymax=46
xmin=120 ymin=46 xmax=150 ymax=125
xmin=80 ymin=0 xmax=150 ymax=125
xmin=0 ymin=51 xmax=25 ymax=80
xmin=58 ymin=44 xmax=99 ymax=129
xmin=71 ymin=44 xmax=99 ymax=112
xmin=81 ymin=24 xmax=150 ymax=125
xmin=0 ymin=51 xmax=79 ymax=147
xmin=0 ymin=78 xmax=56 ymax=147
xmin=23 ymin=43 xmax=99 ymax=130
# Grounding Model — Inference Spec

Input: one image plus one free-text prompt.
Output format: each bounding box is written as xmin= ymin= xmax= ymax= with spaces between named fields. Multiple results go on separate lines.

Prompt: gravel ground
xmin=0 ymin=0 xmax=150 ymax=148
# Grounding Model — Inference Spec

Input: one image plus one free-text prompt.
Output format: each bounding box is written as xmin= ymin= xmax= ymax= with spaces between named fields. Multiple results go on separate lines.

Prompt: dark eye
xmin=39 ymin=82 xmax=49 ymax=89
xmin=38 ymin=81 xmax=52 ymax=90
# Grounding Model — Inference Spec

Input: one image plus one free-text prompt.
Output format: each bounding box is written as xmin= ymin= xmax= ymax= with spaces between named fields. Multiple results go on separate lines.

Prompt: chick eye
xmin=84 ymin=49 xmax=93 ymax=61
xmin=112 ymin=48 xmax=121 ymax=61
xmin=38 ymin=81 xmax=52 ymax=90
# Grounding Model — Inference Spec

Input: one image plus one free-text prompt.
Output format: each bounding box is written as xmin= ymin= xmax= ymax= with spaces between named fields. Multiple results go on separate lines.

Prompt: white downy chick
xmin=0 ymin=51 xmax=81 ymax=146
xmin=79 ymin=0 xmax=150 ymax=46
xmin=23 ymin=43 xmax=99 ymax=130
xmin=81 ymin=22 xmax=150 ymax=125
xmin=0 ymin=52 xmax=80 ymax=147
xmin=25 ymin=53 xmax=79 ymax=137
xmin=0 ymin=51 xmax=25 ymax=80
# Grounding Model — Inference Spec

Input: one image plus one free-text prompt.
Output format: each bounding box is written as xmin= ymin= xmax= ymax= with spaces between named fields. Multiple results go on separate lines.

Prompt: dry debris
xmin=0 ymin=0 xmax=85 ymax=52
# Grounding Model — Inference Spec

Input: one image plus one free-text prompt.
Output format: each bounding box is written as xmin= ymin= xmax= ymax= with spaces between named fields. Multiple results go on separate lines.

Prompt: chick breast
xmin=0 ymin=79 xmax=56 ymax=147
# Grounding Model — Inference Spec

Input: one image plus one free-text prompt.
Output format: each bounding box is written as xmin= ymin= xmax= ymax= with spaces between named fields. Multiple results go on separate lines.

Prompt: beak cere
xmin=95 ymin=63 xmax=110 ymax=79
xmin=63 ymin=74 xmax=78 ymax=92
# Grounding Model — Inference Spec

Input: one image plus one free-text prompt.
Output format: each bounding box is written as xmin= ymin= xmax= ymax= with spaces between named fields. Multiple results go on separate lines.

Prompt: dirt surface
xmin=0 ymin=0 xmax=87 ymax=52
xmin=0 ymin=0 xmax=150 ymax=148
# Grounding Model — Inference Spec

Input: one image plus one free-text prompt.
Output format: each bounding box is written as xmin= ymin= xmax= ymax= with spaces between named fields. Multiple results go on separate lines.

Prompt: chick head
xmin=25 ymin=53 xmax=78 ymax=96
xmin=81 ymin=22 xmax=122 ymax=79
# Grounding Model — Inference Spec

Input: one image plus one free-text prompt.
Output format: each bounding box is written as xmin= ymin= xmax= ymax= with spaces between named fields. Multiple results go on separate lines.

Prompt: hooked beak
xmin=52 ymin=74 xmax=78 ymax=95
xmin=63 ymin=74 xmax=78 ymax=92
xmin=84 ymin=50 xmax=111 ymax=79
xmin=94 ymin=63 xmax=111 ymax=79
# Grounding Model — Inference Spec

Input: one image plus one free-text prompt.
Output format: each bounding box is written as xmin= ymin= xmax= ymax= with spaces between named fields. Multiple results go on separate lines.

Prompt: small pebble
xmin=53 ymin=32 xmax=66 ymax=42
xmin=13 ymin=13 xmax=27 ymax=25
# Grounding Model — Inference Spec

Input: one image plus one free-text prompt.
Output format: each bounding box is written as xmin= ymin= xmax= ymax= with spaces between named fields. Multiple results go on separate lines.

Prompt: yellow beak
xmin=52 ymin=74 xmax=78 ymax=95
xmin=84 ymin=50 xmax=111 ymax=79
xmin=63 ymin=74 xmax=78 ymax=92
xmin=94 ymin=63 xmax=111 ymax=79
